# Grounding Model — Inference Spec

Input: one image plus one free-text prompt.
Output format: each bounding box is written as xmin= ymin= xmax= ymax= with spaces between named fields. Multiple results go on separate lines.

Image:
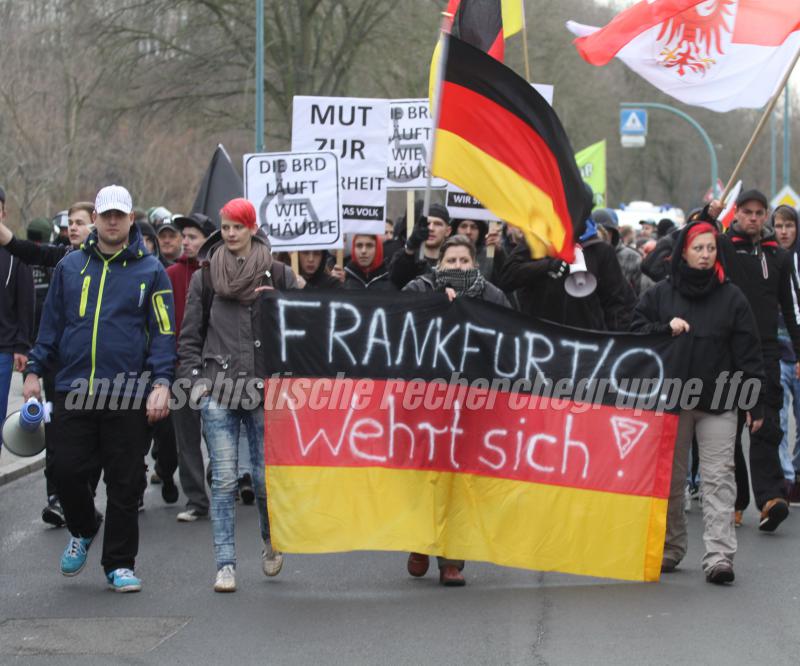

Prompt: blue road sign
xmin=620 ymin=109 xmax=648 ymax=136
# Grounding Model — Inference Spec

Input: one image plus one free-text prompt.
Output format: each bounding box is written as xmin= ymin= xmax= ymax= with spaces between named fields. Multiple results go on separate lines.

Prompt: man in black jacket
xmin=0 ymin=186 xmax=35 ymax=446
xmin=389 ymin=203 xmax=452 ymax=289
xmin=497 ymin=218 xmax=635 ymax=330
xmin=709 ymin=189 xmax=800 ymax=531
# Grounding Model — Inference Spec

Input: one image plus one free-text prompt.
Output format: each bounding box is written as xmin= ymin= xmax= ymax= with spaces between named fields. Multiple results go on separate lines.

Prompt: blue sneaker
xmin=60 ymin=535 xmax=95 ymax=577
xmin=106 ymin=568 xmax=142 ymax=593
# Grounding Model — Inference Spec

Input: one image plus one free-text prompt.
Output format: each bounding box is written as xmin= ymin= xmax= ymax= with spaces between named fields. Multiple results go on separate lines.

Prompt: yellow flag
xmin=575 ymin=140 xmax=607 ymax=209
xmin=502 ymin=0 xmax=524 ymax=37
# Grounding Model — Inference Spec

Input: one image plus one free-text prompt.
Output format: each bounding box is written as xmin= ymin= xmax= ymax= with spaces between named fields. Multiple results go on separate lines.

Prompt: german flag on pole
xmin=445 ymin=0 xmax=524 ymax=61
xmin=432 ymin=36 xmax=589 ymax=262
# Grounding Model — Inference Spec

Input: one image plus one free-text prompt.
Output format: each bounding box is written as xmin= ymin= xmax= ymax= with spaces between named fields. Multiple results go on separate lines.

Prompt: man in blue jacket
xmin=23 ymin=185 xmax=176 ymax=593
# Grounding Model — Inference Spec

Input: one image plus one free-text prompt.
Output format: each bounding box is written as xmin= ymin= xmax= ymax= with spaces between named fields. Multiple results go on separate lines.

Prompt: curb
xmin=0 ymin=454 xmax=45 ymax=487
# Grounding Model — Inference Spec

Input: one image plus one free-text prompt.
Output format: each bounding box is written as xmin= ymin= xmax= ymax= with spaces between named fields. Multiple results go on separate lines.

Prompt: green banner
xmin=575 ymin=140 xmax=607 ymax=209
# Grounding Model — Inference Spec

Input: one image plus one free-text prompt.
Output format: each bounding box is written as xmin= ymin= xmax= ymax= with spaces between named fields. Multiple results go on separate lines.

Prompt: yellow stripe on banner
xmin=433 ymin=129 xmax=568 ymax=258
xmin=266 ymin=466 xmax=668 ymax=582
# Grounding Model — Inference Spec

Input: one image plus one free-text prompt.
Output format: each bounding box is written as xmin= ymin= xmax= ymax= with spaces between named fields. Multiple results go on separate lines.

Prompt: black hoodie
xmin=718 ymin=222 xmax=800 ymax=361
xmin=631 ymin=222 xmax=765 ymax=417
xmin=0 ymin=247 xmax=34 ymax=354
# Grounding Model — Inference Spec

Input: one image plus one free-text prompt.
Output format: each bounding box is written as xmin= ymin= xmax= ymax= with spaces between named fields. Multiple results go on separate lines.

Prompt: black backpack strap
xmin=270 ymin=261 xmax=286 ymax=290
xmin=200 ymin=264 xmax=214 ymax=339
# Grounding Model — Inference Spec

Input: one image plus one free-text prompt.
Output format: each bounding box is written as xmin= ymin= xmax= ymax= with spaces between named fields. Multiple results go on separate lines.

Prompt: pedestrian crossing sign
xmin=620 ymin=109 xmax=647 ymax=136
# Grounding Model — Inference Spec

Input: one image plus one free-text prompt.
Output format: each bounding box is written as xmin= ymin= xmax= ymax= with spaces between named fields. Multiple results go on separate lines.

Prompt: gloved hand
xmin=406 ymin=216 xmax=430 ymax=252
xmin=546 ymin=258 xmax=570 ymax=279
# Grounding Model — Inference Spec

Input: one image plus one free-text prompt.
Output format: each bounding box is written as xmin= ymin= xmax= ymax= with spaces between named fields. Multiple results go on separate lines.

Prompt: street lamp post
xmin=621 ymin=102 xmax=719 ymax=197
xmin=255 ymin=0 xmax=265 ymax=152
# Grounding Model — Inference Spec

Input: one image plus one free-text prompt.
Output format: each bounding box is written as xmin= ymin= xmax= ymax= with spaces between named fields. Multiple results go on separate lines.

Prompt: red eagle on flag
xmin=657 ymin=0 xmax=736 ymax=75
xmin=567 ymin=0 xmax=800 ymax=112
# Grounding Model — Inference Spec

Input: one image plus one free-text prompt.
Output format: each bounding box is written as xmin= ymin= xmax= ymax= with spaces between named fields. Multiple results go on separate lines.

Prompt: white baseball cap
xmin=95 ymin=185 xmax=133 ymax=215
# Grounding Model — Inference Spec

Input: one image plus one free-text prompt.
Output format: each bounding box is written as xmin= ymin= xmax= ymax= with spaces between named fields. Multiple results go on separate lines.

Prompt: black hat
xmin=173 ymin=212 xmax=216 ymax=238
xmin=591 ymin=208 xmax=619 ymax=229
xmin=427 ymin=203 xmax=450 ymax=224
xmin=657 ymin=218 xmax=677 ymax=238
xmin=735 ymin=188 xmax=768 ymax=209
xmin=0 ymin=186 xmax=5 ymax=204
xmin=155 ymin=217 xmax=180 ymax=235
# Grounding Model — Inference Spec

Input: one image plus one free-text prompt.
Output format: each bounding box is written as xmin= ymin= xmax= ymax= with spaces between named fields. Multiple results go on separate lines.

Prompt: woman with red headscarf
xmin=631 ymin=221 xmax=765 ymax=586
xmin=343 ymin=234 xmax=395 ymax=291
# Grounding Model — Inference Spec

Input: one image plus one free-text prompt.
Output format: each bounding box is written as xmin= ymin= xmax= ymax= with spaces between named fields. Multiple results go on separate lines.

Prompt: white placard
xmin=243 ymin=151 xmax=342 ymax=252
xmin=387 ymin=99 xmax=447 ymax=190
xmin=291 ymin=96 xmax=389 ymax=235
xmin=445 ymin=184 xmax=500 ymax=222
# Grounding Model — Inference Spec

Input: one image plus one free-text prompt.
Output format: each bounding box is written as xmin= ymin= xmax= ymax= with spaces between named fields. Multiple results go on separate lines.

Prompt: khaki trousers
xmin=664 ymin=410 xmax=737 ymax=572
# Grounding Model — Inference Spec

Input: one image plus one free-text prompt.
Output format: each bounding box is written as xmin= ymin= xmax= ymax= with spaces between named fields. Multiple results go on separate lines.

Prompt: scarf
xmin=209 ymin=241 xmax=271 ymax=304
xmin=433 ymin=268 xmax=486 ymax=298
xmin=675 ymin=262 xmax=720 ymax=299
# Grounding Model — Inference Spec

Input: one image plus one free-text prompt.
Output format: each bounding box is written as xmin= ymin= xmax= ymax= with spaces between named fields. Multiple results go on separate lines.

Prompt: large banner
xmin=261 ymin=292 xmax=686 ymax=582
xmin=243 ymin=151 xmax=342 ymax=252
xmin=576 ymin=140 xmax=607 ymax=209
xmin=292 ymin=96 xmax=389 ymax=235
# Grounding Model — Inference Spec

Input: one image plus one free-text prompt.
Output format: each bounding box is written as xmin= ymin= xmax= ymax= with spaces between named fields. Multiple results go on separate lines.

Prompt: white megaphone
xmin=564 ymin=246 xmax=597 ymax=298
xmin=1 ymin=398 xmax=50 ymax=457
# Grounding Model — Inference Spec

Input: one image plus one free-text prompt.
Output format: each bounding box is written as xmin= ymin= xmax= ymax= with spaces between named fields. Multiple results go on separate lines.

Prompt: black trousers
xmin=151 ymin=415 xmax=177 ymax=480
xmin=51 ymin=393 xmax=149 ymax=573
xmin=734 ymin=358 xmax=787 ymax=511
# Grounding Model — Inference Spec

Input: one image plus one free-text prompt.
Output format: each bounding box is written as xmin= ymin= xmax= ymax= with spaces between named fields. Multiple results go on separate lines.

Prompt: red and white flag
xmin=719 ymin=180 xmax=742 ymax=229
xmin=567 ymin=1 xmax=800 ymax=112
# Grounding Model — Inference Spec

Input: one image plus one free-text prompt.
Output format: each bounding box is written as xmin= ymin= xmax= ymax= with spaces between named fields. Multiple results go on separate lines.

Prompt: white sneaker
xmin=214 ymin=565 xmax=236 ymax=592
xmin=684 ymin=486 xmax=692 ymax=513
xmin=262 ymin=540 xmax=284 ymax=577
xmin=177 ymin=509 xmax=208 ymax=522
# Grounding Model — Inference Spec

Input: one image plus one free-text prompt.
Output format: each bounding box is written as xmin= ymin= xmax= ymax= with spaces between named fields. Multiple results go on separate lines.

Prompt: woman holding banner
xmin=178 ymin=198 xmax=298 ymax=593
xmin=631 ymin=221 xmax=765 ymax=585
xmin=402 ymin=235 xmax=509 ymax=586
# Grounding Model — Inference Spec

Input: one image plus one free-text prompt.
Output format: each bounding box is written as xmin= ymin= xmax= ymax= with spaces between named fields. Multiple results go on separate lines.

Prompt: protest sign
xmin=387 ymin=99 xmax=447 ymax=190
xmin=292 ymin=96 xmax=389 ymax=235
xmin=243 ymin=151 xmax=341 ymax=252
xmin=261 ymin=291 xmax=691 ymax=582
xmin=445 ymin=184 xmax=499 ymax=222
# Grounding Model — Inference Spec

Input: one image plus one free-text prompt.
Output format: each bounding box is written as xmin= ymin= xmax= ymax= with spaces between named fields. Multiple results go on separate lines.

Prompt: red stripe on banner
xmin=438 ymin=81 xmax=572 ymax=236
xmin=264 ymin=377 xmax=678 ymax=499
xmin=733 ymin=0 xmax=800 ymax=47
xmin=487 ymin=31 xmax=505 ymax=60
xmin=573 ymin=0 xmax=707 ymax=66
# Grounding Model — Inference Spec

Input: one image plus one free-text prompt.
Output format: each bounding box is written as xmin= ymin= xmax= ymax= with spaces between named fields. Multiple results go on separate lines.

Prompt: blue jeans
xmin=201 ymin=398 xmax=269 ymax=569
xmin=0 ymin=353 xmax=13 ymax=451
xmin=779 ymin=360 xmax=800 ymax=482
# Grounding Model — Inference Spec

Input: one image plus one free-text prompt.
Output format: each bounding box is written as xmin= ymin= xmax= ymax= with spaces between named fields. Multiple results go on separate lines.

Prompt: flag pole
xmin=720 ymin=46 xmax=800 ymax=204
xmin=422 ymin=12 xmax=454 ymax=218
xmin=521 ymin=4 xmax=531 ymax=82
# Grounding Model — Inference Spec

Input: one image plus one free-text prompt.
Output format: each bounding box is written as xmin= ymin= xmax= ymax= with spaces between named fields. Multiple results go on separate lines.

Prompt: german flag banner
xmin=261 ymin=292 xmax=687 ymax=582
xmin=432 ymin=36 xmax=588 ymax=262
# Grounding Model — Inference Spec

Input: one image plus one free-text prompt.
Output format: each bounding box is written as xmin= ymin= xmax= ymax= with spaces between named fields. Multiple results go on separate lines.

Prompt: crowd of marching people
xmin=2 ymin=181 xmax=800 ymax=592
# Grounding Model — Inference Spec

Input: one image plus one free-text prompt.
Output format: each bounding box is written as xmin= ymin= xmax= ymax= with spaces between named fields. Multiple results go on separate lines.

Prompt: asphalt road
xmin=2 ymin=466 xmax=800 ymax=665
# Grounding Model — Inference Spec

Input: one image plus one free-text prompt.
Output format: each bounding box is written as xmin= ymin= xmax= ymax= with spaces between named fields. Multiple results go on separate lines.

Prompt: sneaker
xmin=734 ymin=510 xmax=743 ymax=528
xmin=161 ymin=476 xmax=179 ymax=504
xmin=407 ymin=552 xmax=430 ymax=577
xmin=683 ymin=486 xmax=692 ymax=513
xmin=177 ymin=508 xmax=208 ymax=522
xmin=214 ymin=565 xmax=236 ymax=592
xmin=439 ymin=565 xmax=466 ymax=587
xmin=106 ymin=568 xmax=142 ymax=593
xmin=262 ymin=540 xmax=284 ymax=577
xmin=239 ymin=474 xmax=255 ymax=505
xmin=705 ymin=561 xmax=735 ymax=585
xmin=790 ymin=480 xmax=800 ymax=507
xmin=60 ymin=535 xmax=95 ymax=576
xmin=42 ymin=497 xmax=66 ymax=528
xmin=759 ymin=497 xmax=789 ymax=532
